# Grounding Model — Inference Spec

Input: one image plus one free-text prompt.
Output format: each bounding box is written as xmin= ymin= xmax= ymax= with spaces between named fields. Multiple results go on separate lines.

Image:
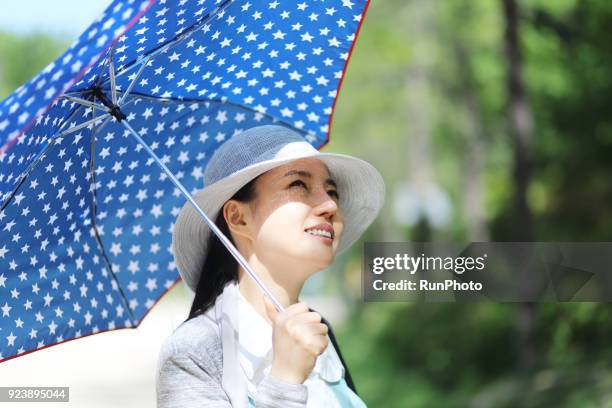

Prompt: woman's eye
xmin=289 ymin=180 xmax=307 ymax=189
xmin=289 ymin=180 xmax=339 ymax=200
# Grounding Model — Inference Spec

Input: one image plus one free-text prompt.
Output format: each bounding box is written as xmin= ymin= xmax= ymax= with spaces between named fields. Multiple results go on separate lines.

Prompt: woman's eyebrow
xmin=282 ymin=169 xmax=337 ymax=189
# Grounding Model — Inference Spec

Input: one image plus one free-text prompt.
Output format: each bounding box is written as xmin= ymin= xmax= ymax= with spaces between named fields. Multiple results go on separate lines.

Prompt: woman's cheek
xmin=255 ymin=215 xmax=295 ymax=252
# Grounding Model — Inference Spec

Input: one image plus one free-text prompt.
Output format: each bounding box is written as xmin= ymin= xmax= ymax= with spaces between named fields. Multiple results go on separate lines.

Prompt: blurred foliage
xmin=327 ymin=0 xmax=612 ymax=406
xmin=0 ymin=32 xmax=68 ymax=99
xmin=2 ymin=0 xmax=612 ymax=406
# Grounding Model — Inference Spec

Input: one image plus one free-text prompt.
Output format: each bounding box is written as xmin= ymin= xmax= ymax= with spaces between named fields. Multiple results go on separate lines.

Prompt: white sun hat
xmin=172 ymin=124 xmax=385 ymax=293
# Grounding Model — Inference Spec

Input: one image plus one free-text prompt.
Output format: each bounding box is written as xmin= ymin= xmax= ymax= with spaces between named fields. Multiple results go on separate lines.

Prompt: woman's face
xmin=236 ymin=157 xmax=344 ymax=275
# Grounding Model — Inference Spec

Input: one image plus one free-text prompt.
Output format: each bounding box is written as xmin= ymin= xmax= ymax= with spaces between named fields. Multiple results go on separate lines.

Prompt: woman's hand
xmin=263 ymin=295 xmax=329 ymax=384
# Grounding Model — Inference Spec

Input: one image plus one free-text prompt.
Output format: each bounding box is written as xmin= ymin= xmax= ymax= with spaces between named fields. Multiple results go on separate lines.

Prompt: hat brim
xmin=172 ymin=151 xmax=385 ymax=293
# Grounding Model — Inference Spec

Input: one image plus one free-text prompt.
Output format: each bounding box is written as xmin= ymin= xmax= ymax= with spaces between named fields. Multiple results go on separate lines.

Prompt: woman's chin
xmin=303 ymin=246 xmax=335 ymax=267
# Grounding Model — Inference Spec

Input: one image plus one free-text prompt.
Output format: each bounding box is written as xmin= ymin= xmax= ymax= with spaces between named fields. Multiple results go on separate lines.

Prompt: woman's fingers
xmin=275 ymin=303 xmax=329 ymax=351
xmin=299 ymin=326 xmax=330 ymax=355
xmin=279 ymin=301 xmax=310 ymax=319
xmin=267 ymin=299 xmax=331 ymax=384
xmin=289 ymin=321 xmax=329 ymax=354
xmin=263 ymin=295 xmax=278 ymax=322
xmin=264 ymin=298 xmax=315 ymax=322
xmin=311 ymin=322 xmax=329 ymax=335
xmin=289 ymin=311 xmax=324 ymax=325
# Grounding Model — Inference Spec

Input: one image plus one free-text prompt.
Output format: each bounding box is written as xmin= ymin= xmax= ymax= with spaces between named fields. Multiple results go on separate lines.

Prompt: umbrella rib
xmin=108 ymin=45 xmax=118 ymax=106
xmin=53 ymin=96 xmax=137 ymax=142
xmin=103 ymin=0 xmax=232 ymax=84
xmin=56 ymin=101 xmax=86 ymax=132
xmin=61 ymin=95 xmax=110 ymax=113
xmin=0 ymin=95 xmax=127 ymax=213
xmin=118 ymin=90 xmax=317 ymax=143
xmin=87 ymin=108 xmax=137 ymax=327
xmin=54 ymin=114 xmax=111 ymax=140
xmin=117 ymin=55 xmax=151 ymax=106
xmin=0 ymin=104 xmax=84 ymax=212
xmin=119 ymin=118 xmax=286 ymax=313
xmin=0 ymin=135 xmax=69 ymax=213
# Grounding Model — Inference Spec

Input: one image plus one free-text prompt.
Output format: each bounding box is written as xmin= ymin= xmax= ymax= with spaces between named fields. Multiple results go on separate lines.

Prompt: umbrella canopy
xmin=0 ymin=0 xmax=370 ymax=363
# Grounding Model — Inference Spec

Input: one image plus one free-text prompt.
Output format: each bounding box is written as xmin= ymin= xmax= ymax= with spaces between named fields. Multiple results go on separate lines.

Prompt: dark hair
xmin=184 ymin=175 xmax=260 ymax=322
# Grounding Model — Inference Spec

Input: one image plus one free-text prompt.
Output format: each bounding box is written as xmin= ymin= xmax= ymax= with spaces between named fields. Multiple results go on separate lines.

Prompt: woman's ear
xmin=223 ymin=200 xmax=253 ymax=242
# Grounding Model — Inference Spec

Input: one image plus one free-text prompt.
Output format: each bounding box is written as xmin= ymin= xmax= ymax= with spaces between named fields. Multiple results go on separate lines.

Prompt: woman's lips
xmin=305 ymin=231 xmax=333 ymax=246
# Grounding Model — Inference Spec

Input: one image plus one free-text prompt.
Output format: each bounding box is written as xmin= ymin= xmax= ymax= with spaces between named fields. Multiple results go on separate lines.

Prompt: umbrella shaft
xmin=119 ymin=120 xmax=285 ymax=313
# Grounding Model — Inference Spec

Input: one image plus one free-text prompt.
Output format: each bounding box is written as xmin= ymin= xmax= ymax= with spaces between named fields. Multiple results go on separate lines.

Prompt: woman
xmin=156 ymin=125 xmax=385 ymax=407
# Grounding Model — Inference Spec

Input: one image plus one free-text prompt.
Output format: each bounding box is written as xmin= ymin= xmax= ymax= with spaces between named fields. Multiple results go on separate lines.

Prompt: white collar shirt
xmin=236 ymin=288 xmax=347 ymax=407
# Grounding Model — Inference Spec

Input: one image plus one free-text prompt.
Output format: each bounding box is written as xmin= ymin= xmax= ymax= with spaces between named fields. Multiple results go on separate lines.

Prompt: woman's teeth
xmin=306 ymin=229 xmax=332 ymax=238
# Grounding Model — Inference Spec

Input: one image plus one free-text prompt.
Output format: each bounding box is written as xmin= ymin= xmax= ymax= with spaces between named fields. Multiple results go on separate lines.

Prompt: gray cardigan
xmin=155 ymin=311 xmax=309 ymax=407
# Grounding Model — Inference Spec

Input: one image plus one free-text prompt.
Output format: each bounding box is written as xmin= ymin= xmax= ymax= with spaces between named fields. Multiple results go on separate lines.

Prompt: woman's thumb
xmin=263 ymin=295 xmax=278 ymax=321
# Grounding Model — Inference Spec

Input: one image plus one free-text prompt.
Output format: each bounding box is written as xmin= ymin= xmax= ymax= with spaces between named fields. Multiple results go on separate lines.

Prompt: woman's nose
xmin=313 ymin=192 xmax=339 ymax=217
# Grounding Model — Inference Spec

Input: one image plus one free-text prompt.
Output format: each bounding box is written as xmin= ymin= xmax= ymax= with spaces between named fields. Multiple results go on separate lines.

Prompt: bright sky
xmin=0 ymin=0 xmax=112 ymax=38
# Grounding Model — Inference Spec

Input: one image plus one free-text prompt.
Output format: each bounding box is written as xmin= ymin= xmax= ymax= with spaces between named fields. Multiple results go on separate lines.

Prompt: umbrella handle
xmin=119 ymin=120 xmax=286 ymax=313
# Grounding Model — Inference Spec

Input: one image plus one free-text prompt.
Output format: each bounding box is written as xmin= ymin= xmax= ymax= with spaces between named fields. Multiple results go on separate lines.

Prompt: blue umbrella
xmin=0 ymin=0 xmax=370 ymax=362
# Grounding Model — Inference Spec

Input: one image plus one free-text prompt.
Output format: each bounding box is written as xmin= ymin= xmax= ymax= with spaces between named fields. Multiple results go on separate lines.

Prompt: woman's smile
xmin=304 ymin=229 xmax=334 ymax=245
xmin=304 ymin=221 xmax=335 ymax=246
